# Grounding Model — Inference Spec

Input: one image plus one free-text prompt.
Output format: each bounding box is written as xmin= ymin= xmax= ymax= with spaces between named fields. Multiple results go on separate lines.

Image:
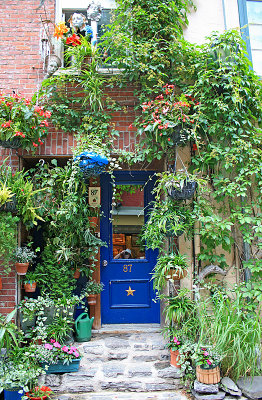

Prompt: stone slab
xmin=192 ymin=389 xmax=226 ymax=400
xmin=237 ymin=376 xmax=262 ymax=399
xmin=220 ymin=377 xmax=242 ymax=396
xmin=194 ymin=380 xmax=219 ymax=393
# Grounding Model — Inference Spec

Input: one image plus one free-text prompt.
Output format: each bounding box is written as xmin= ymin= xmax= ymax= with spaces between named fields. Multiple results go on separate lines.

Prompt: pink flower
xmin=70 ymin=346 xmax=77 ymax=351
xmin=68 ymin=350 xmax=73 ymax=354
xmin=50 ymin=339 xmax=55 ymax=343
xmin=62 ymin=346 xmax=69 ymax=353
xmin=53 ymin=342 xmax=61 ymax=348
xmin=45 ymin=344 xmax=53 ymax=350
xmin=74 ymin=351 xmax=80 ymax=358
xmin=206 ymin=359 xmax=212 ymax=365
xmin=204 ymin=351 xmax=209 ymax=356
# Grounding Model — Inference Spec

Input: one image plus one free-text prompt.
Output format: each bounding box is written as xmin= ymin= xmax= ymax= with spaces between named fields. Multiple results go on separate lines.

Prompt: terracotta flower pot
xmin=87 ymin=294 xmax=97 ymax=305
xmin=170 ymin=349 xmax=180 ymax=368
xmin=88 ymin=216 xmax=99 ymax=228
xmin=15 ymin=262 xmax=29 ymax=275
xmin=73 ymin=269 xmax=81 ymax=279
xmin=196 ymin=364 xmax=220 ymax=384
xmin=25 ymin=396 xmax=47 ymax=400
xmin=24 ymin=282 xmax=37 ymax=292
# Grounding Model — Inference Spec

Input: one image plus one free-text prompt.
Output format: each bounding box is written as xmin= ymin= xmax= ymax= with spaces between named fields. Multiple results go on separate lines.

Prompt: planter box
xmin=196 ymin=364 xmax=220 ymax=384
xmin=4 ymin=389 xmax=24 ymax=400
xmin=40 ymin=358 xmax=80 ymax=374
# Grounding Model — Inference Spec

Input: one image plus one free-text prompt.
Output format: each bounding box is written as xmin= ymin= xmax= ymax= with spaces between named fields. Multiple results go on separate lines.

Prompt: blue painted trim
xmin=237 ymin=0 xmax=253 ymax=64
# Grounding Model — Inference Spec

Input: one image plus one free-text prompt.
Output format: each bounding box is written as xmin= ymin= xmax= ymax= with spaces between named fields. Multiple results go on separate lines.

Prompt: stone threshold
xmin=57 ymin=390 xmax=189 ymax=400
xmin=92 ymin=324 xmax=161 ymax=334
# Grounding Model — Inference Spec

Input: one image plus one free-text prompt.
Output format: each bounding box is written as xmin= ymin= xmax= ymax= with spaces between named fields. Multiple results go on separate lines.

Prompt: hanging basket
xmin=166 ymin=268 xmax=187 ymax=281
xmin=0 ymin=196 xmax=18 ymax=213
xmin=0 ymin=138 xmax=22 ymax=149
xmin=74 ymin=151 xmax=109 ymax=179
xmin=165 ymin=221 xmax=184 ymax=237
xmin=168 ymin=180 xmax=197 ymax=201
xmin=172 ymin=125 xmax=188 ymax=146
xmin=87 ymin=294 xmax=97 ymax=305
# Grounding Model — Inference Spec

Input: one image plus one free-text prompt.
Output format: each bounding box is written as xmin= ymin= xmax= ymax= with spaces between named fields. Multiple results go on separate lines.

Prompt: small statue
xmin=44 ymin=55 xmax=61 ymax=78
xmin=68 ymin=12 xmax=87 ymax=32
xmin=86 ymin=0 xmax=102 ymax=22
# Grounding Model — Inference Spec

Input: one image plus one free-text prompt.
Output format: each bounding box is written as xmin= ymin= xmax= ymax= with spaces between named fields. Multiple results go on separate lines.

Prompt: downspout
xmin=241 ymin=196 xmax=251 ymax=282
xmin=221 ymin=0 xmax=228 ymax=30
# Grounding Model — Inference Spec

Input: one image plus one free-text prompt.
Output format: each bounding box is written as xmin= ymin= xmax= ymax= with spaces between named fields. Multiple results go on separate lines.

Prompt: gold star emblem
xmin=126 ymin=286 xmax=136 ymax=296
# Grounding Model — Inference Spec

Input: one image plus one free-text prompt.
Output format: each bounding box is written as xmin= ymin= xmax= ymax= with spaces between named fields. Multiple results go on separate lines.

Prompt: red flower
xmin=45 ymin=110 xmax=52 ymax=118
xmin=32 ymin=142 xmax=38 ymax=147
xmin=40 ymin=119 xmax=48 ymax=127
xmin=192 ymin=143 xmax=198 ymax=151
xmin=66 ymin=34 xmax=81 ymax=46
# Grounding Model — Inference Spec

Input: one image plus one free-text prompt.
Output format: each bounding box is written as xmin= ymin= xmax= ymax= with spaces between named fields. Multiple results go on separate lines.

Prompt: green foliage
xmin=197 ymin=290 xmax=262 ymax=380
xmin=0 ymin=212 xmax=19 ymax=275
xmin=84 ymin=279 xmax=104 ymax=295
xmin=152 ymin=253 xmax=189 ymax=291
xmin=0 ymin=309 xmax=19 ymax=351
xmin=34 ymin=245 xmax=76 ymax=299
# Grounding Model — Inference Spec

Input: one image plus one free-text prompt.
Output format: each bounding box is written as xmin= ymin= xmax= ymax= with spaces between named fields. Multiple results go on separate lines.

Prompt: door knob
xmin=102 ymin=260 xmax=108 ymax=267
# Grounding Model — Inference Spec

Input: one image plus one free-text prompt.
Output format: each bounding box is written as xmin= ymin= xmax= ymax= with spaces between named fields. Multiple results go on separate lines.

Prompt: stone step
xmin=42 ymin=328 xmax=183 ymax=394
xmin=56 ymin=390 xmax=188 ymax=400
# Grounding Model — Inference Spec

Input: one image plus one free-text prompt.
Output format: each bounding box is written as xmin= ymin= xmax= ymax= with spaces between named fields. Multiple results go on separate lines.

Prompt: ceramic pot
xmin=170 ymin=349 xmax=180 ymax=368
xmin=196 ymin=364 xmax=220 ymax=384
xmin=87 ymin=294 xmax=97 ymax=305
xmin=24 ymin=282 xmax=37 ymax=292
xmin=15 ymin=262 xmax=29 ymax=275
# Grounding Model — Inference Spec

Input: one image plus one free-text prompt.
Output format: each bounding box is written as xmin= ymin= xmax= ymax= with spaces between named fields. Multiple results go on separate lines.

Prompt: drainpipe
xmin=221 ymin=0 xmax=227 ymax=30
xmin=241 ymin=196 xmax=251 ymax=282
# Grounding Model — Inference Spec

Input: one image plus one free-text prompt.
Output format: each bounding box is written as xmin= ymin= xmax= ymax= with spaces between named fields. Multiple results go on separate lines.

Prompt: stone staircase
xmin=42 ymin=325 xmax=186 ymax=399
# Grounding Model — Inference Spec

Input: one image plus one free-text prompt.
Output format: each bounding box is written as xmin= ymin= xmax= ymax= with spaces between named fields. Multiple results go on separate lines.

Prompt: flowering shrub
xmin=25 ymin=386 xmax=53 ymax=400
xmin=53 ymin=21 xmax=93 ymax=46
xmin=138 ymin=85 xmax=198 ymax=147
xmin=33 ymin=340 xmax=81 ymax=365
xmin=0 ymin=93 xmax=52 ymax=151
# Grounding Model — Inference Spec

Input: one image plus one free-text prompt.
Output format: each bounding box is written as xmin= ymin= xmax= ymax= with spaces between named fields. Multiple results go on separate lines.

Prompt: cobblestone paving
xmin=42 ymin=325 xmax=186 ymax=399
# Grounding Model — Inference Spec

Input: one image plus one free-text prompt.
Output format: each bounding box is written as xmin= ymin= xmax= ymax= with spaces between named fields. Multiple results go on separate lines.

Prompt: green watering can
xmin=75 ymin=313 xmax=94 ymax=342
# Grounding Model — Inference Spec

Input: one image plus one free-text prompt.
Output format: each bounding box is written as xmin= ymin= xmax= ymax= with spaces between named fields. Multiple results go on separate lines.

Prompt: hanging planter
xmin=166 ymin=268 xmax=188 ymax=281
xmin=24 ymin=281 xmax=37 ymax=293
xmin=172 ymin=125 xmax=188 ymax=146
xmin=73 ymin=268 xmax=81 ymax=279
xmin=74 ymin=151 xmax=108 ymax=179
xmin=0 ymin=138 xmax=22 ymax=149
xmin=15 ymin=262 xmax=29 ymax=275
xmin=87 ymin=294 xmax=98 ymax=305
xmin=168 ymin=180 xmax=197 ymax=201
xmin=0 ymin=196 xmax=18 ymax=213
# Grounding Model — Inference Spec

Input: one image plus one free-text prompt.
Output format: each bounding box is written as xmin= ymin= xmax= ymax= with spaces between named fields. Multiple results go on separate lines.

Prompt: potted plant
xmin=0 ymin=358 xmax=43 ymax=400
xmin=84 ymin=280 xmax=104 ymax=305
xmin=22 ymin=272 xmax=39 ymax=293
xmin=0 ymin=93 xmax=52 ymax=151
xmin=12 ymin=247 xmax=37 ymax=275
xmin=152 ymin=253 xmax=189 ymax=291
xmin=167 ymin=334 xmax=182 ymax=368
xmin=25 ymin=386 xmax=53 ymax=400
xmin=193 ymin=346 xmax=221 ymax=384
xmin=32 ymin=340 xmax=81 ymax=374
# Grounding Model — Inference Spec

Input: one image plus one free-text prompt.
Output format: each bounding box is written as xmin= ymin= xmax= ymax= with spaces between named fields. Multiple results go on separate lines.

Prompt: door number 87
xmin=123 ymin=264 xmax=132 ymax=272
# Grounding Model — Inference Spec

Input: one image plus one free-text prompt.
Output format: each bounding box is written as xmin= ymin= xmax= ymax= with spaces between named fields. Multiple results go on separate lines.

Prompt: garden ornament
xmin=68 ymin=13 xmax=87 ymax=31
xmin=74 ymin=151 xmax=109 ymax=177
xmin=86 ymin=0 xmax=102 ymax=21
xmin=194 ymin=264 xmax=227 ymax=302
xmin=44 ymin=55 xmax=61 ymax=78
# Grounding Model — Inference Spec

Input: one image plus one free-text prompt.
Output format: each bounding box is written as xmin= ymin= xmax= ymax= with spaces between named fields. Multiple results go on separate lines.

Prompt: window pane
xmin=247 ymin=1 xmax=262 ymax=74
xmin=247 ymin=1 xmax=262 ymax=24
xmin=112 ymin=185 xmax=145 ymax=260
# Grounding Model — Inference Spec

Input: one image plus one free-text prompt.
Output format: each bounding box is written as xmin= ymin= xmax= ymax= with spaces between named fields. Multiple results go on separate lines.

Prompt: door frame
xmin=100 ymin=170 xmax=160 ymax=324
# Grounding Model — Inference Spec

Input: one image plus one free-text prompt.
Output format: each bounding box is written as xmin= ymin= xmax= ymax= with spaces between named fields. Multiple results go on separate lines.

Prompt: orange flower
xmin=54 ymin=22 xmax=69 ymax=39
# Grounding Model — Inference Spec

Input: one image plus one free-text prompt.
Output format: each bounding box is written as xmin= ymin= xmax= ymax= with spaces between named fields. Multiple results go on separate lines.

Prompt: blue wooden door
xmin=100 ymin=171 xmax=160 ymax=324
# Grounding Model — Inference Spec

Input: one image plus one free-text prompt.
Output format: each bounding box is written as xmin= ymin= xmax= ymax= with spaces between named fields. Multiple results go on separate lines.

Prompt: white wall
xmin=184 ymin=0 xmax=240 ymax=45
